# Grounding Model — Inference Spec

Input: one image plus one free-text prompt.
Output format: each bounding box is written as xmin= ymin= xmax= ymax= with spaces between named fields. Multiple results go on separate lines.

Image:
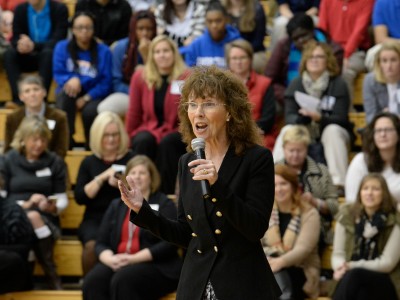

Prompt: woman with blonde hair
xmin=0 ymin=116 xmax=68 ymax=289
xmin=75 ymin=111 xmax=134 ymax=275
xmin=363 ymin=41 xmax=400 ymax=123
xmin=275 ymin=125 xmax=338 ymax=252
xmin=126 ymin=34 xmax=189 ymax=194
xmin=262 ymin=164 xmax=320 ymax=300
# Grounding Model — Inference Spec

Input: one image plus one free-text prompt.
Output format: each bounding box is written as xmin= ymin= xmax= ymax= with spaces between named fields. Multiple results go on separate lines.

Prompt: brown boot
xmin=33 ymin=236 xmax=62 ymax=290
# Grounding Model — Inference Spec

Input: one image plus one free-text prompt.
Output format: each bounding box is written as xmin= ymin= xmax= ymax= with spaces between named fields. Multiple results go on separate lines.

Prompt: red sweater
xmin=246 ymin=71 xmax=279 ymax=150
xmin=318 ymin=0 xmax=374 ymax=58
xmin=126 ymin=69 xmax=189 ymax=143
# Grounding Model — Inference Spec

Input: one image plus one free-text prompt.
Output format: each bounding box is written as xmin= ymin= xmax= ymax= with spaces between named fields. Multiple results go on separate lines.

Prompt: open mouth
xmin=195 ymin=123 xmax=208 ymax=132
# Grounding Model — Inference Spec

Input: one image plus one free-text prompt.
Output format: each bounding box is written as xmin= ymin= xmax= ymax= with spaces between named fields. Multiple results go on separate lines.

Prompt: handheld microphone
xmin=191 ymin=138 xmax=211 ymax=199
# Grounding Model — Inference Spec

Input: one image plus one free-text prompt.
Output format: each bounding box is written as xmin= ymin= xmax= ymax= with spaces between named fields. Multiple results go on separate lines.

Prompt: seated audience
xmin=180 ymin=0 xmax=240 ymax=69
xmin=261 ymin=164 xmax=320 ymax=300
xmin=74 ymin=0 xmax=131 ymax=46
xmin=82 ymin=155 xmax=182 ymax=300
xmin=0 ymin=175 xmax=35 ymax=294
xmin=273 ymin=41 xmax=352 ymax=190
xmin=363 ymin=41 xmax=400 ymax=123
xmin=318 ymin=0 xmax=375 ymax=101
xmin=155 ymin=0 xmax=206 ymax=48
xmin=265 ymin=13 xmax=343 ymax=108
xmin=74 ymin=111 xmax=134 ymax=275
xmin=345 ymin=112 xmax=400 ymax=205
xmin=53 ymin=12 xmax=112 ymax=149
xmin=222 ymin=0 xmax=266 ymax=73
xmin=0 ymin=116 xmax=68 ymax=290
xmin=3 ymin=0 xmax=68 ymax=105
xmin=98 ymin=10 xmax=157 ymax=117
xmin=270 ymin=0 xmax=319 ymax=51
xmin=275 ymin=125 xmax=338 ymax=250
xmin=126 ymin=35 xmax=188 ymax=195
xmin=4 ymin=75 xmax=69 ymax=158
xmin=331 ymin=173 xmax=400 ymax=300
xmin=226 ymin=39 xmax=278 ymax=150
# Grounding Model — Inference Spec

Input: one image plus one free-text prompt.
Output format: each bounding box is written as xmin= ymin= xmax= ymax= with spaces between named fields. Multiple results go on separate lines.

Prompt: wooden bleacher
xmin=65 ymin=150 xmax=92 ymax=186
xmin=353 ymin=73 xmax=365 ymax=108
xmin=0 ymin=291 xmax=177 ymax=300
xmin=349 ymin=111 xmax=366 ymax=148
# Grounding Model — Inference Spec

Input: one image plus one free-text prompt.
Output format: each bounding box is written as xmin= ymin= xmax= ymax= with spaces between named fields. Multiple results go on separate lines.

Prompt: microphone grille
xmin=191 ymin=138 xmax=205 ymax=151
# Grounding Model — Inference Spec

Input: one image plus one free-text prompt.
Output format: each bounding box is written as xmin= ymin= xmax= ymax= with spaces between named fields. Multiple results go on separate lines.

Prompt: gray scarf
xmin=302 ymin=70 xmax=330 ymax=99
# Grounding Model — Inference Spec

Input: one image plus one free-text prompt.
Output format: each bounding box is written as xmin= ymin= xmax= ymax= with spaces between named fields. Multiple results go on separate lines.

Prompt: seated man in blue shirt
xmin=3 ymin=0 xmax=68 ymax=105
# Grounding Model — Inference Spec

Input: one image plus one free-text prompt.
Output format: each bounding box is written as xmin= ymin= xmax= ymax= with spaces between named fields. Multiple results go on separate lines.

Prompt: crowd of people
xmin=1 ymin=0 xmax=400 ymax=299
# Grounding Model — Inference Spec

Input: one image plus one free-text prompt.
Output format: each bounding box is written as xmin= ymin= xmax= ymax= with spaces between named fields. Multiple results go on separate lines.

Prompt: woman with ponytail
xmin=53 ymin=11 xmax=112 ymax=148
xmin=98 ymin=10 xmax=157 ymax=117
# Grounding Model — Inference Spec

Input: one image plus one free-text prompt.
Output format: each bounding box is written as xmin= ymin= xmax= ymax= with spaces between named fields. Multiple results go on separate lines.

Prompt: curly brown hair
xmin=178 ymin=65 xmax=262 ymax=155
xmin=299 ymin=41 xmax=340 ymax=76
xmin=362 ymin=112 xmax=400 ymax=173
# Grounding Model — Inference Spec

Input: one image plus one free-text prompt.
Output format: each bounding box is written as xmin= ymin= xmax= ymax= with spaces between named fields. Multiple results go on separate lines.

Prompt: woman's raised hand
xmin=118 ymin=175 xmax=144 ymax=213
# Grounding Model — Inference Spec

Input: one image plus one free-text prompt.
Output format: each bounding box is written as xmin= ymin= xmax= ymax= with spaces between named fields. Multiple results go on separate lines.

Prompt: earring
xmin=226 ymin=118 xmax=230 ymax=122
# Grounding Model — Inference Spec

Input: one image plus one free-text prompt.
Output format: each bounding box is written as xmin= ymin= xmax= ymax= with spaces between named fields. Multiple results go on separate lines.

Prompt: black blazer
xmin=133 ymin=145 xmax=281 ymax=300
xmin=96 ymin=194 xmax=182 ymax=281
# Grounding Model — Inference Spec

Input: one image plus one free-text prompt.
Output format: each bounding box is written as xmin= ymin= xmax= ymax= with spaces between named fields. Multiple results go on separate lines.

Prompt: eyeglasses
xmin=103 ymin=132 xmax=120 ymax=139
xmin=73 ymin=26 xmax=94 ymax=32
xmin=183 ymin=102 xmax=226 ymax=112
xmin=373 ymin=127 xmax=396 ymax=135
xmin=308 ymin=54 xmax=326 ymax=60
xmin=229 ymin=56 xmax=249 ymax=62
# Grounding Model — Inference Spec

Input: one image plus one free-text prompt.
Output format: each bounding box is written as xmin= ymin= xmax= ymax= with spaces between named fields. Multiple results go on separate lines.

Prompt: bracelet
xmin=94 ymin=176 xmax=103 ymax=187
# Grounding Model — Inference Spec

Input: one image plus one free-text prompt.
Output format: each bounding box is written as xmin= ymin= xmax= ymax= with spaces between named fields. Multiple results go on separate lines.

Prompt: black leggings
xmin=333 ymin=268 xmax=397 ymax=300
xmin=83 ymin=262 xmax=178 ymax=300
xmin=131 ymin=131 xmax=185 ymax=194
xmin=56 ymin=90 xmax=99 ymax=149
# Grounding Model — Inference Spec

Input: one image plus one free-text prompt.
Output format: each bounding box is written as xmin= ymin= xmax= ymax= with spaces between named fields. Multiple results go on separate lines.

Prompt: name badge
xmin=47 ymin=119 xmax=56 ymax=130
xmin=320 ymin=95 xmax=336 ymax=111
xmin=150 ymin=204 xmax=159 ymax=211
xmin=36 ymin=167 xmax=52 ymax=177
xmin=170 ymin=80 xmax=184 ymax=95
xmin=111 ymin=164 xmax=126 ymax=173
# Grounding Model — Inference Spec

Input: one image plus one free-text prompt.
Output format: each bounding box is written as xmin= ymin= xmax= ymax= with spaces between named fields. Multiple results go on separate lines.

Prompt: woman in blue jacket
xmin=53 ymin=11 xmax=112 ymax=148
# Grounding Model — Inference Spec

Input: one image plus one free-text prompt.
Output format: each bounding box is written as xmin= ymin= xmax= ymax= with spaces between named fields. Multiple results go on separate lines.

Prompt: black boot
xmin=33 ymin=236 xmax=62 ymax=290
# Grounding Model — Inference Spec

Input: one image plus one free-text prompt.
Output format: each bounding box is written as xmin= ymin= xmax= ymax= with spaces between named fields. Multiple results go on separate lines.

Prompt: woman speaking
xmin=119 ymin=66 xmax=280 ymax=299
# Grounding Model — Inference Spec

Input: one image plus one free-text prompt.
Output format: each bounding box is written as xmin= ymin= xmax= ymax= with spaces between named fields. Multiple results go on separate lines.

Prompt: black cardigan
xmin=96 ymin=195 xmax=182 ymax=281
